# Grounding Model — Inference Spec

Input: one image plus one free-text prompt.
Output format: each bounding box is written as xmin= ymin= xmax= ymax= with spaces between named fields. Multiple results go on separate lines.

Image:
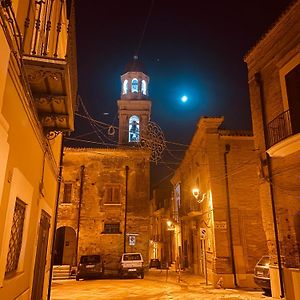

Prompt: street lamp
xmin=192 ymin=187 xmax=206 ymax=204
xmin=166 ymin=220 xmax=172 ymax=227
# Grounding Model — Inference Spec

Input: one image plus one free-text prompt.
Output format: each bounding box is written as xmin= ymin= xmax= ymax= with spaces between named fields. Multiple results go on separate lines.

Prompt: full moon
xmin=181 ymin=95 xmax=188 ymax=103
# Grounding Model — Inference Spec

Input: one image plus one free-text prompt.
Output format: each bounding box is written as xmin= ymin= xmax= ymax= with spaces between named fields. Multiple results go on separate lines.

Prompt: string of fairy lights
xmin=65 ymin=95 xmax=300 ymax=195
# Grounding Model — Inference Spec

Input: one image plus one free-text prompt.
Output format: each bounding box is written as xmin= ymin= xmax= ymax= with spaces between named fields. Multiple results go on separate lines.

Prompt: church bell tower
xmin=118 ymin=56 xmax=151 ymax=145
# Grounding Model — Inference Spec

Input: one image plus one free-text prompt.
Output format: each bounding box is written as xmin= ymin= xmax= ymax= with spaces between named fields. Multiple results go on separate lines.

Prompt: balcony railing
xmin=267 ymin=110 xmax=292 ymax=148
xmin=0 ymin=0 xmax=77 ymax=139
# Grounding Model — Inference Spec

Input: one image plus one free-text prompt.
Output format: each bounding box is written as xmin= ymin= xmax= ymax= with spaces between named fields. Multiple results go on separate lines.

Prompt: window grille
xmin=104 ymin=186 xmax=120 ymax=204
xmin=5 ymin=198 xmax=26 ymax=276
xmin=63 ymin=183 xmax=72 ymax=203
xmin=103 ymin=223 xmax=121 ymax=234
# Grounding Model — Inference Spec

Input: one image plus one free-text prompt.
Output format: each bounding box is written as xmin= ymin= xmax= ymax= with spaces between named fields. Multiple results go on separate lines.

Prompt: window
xmin=128 ymin=115 xmax=140 ymax=142
xmin=123 ymin=79 xmax=128 ymax=94
xmin=131 ymin=78 xmax=138 ymax=93
xmin=5 ymin=198 xmax=26 ymax=276
xmin=103 ymin=223 xmax=121 ymax=234
xmin=62 ymin=183 xmax=72 ymax=203
xmin=285 ymin=64 xmax=300 ymax=133
xmin=104 ymin=185 xmax=120 ymax=204
xmin=141 ymin=80 xmax=147 ymax=95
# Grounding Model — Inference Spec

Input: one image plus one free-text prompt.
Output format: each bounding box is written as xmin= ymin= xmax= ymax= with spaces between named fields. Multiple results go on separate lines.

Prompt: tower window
xmin=131 ymin=78 xmax=138 ymax=93
xmin=123 ymin=79 xmax=128 ymax=94
xmin=141 ymin=80 xmax=147 ymax=95
xmin=128 ymin=115 xmax=140 ymax=142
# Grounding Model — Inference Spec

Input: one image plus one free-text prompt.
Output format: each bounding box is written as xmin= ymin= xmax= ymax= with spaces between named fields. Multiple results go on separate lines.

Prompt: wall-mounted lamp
xmin=192 ymin=188 xmax=206 ymax=204
xmin=166 ymin=220 xmax=175 ymax=231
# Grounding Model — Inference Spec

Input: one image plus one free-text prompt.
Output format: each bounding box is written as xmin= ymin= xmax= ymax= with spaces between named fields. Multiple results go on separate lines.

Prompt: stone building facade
xmin=149 ymin=186 xmax=173 ymax=265
xmin=55 ymin=56 xmax=152 ymax=272
xmin=244 ymin=2 xmax=300 ymax=298
xmin=0 ymin=1 xmax=77 ymax=299
xmin=56 ymin=148 xmax=150 ymax=271
xmin=171 ymin=117 xmax=267 ymax=288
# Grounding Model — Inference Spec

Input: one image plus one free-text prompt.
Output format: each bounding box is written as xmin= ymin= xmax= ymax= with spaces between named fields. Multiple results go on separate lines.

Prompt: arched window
xmin=128 ymin=115 xmax=140 ymax=142
xmin=131 ymin=78 xmax=138 ymax=93
xmin=141 ymin=80 xmax=147 ymax=95
xmin=123 ymin=79 xmax=128 ymax=94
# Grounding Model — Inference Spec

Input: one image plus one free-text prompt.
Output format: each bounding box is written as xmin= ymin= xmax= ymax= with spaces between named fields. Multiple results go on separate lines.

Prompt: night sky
xmin=70 ymin=0 xmax=294 ymax=187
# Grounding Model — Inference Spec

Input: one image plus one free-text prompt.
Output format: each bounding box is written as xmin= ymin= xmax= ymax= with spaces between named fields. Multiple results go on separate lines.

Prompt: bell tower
xmin=118 ymin=56 xmax=151 ymax=145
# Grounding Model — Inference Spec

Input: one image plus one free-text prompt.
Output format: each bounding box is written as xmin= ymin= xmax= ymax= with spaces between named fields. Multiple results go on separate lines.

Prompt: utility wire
xmin=135 ymin=0 xmax=155 ymax=57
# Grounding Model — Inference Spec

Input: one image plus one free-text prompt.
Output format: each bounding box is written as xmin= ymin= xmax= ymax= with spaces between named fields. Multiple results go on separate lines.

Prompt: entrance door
xmin=54 ymin=226 xmax=76 ymax=266
xmin=31 ymin=210 xmax=51 ymax=300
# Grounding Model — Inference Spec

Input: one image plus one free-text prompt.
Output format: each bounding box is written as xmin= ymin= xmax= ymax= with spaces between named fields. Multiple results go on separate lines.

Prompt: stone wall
xmin=56 ymin=147 xmax=150 ymax=270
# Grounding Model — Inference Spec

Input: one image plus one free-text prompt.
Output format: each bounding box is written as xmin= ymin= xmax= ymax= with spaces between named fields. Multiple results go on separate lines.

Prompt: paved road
xmin=50 ymin=274 xmax=269 ymax=300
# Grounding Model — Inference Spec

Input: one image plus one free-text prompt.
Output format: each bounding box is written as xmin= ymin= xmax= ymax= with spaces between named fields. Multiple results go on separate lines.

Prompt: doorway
xmin=54 ymin=226 xmax=76 ymax=266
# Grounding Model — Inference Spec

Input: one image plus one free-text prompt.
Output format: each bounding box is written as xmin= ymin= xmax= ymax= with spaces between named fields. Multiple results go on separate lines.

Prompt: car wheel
xmin=262 ymin=288 xmax=272 ymax=296
xmin=76 ymin=276 xmax=80 ymax=281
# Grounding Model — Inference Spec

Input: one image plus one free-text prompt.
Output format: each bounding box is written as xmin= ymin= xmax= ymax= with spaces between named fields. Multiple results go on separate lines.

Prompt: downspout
xmin=123 ymin=166 xmax=129 ymax=253
xmin=47 ymin=136 xmax=64 ymax=300
xmin=224 ymin=144 xmax=238 ymax=287
xmin=75 ymin=165 xmax=85 ymax=265
xmin=255 ymin=72 xmax=285 ymax=298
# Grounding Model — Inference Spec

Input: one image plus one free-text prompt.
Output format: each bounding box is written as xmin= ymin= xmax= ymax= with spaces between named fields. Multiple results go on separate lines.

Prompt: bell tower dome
xmin=118 ymin=56 xmax=151 ymax=145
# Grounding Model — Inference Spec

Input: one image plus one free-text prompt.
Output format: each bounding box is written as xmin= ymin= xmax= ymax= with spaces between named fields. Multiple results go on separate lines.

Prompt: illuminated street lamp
xmin=192 ymin=187 xmax=206 ymax=204
xmin=192 ymin=188 xmax=200 ymax=199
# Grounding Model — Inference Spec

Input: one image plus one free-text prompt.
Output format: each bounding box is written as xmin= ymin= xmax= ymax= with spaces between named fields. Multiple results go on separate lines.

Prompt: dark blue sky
xmin=72 ymin=0 xmax=294 ymax=186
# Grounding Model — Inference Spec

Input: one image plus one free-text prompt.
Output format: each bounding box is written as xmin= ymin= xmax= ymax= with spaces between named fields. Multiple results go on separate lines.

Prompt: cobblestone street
xmin=50 ymin=269 xmax=269 ymax=300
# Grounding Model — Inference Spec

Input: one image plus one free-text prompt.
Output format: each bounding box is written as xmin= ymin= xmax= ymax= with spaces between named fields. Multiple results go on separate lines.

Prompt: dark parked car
xmin=149 ymin=259 xmax=161 ymax=269
xmin=254 ymin=256 xmax=271 ymax=295
xmin=76 ymin=255 xmax=104 ymax=281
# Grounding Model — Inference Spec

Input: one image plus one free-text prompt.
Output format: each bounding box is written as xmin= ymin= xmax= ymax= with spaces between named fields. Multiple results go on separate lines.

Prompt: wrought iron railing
xmin=267 ymin=110 xmax=292 ymax=148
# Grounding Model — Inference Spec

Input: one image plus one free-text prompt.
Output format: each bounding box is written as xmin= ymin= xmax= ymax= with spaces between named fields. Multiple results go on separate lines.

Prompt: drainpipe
xmin=123 ymin=166 xmax=129 ymax=253
xmin=47 ymin=136 xmax=64 ymax=300
xmin=224 ymin=144 xmax=237 ymax=288
xmin=255 ymin=72 xmax=284 ymax=298
xmin=75 ymin=165 xmax=85 ymax=265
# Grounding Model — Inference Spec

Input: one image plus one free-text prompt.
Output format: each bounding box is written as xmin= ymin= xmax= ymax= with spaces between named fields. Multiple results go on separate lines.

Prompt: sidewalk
xmin=147 ymin=267 xmax=206 ymax=287
xmin=146 ymin=268 xmax=269 ymax=299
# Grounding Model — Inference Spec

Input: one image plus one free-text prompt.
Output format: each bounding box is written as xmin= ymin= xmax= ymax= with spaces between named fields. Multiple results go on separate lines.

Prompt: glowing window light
xmin=131 ymin=78 xmax=138 ymax=93
xmin=123 ymin=79 xmax=128 ymax=94
xmin=141 ymin=80 xmax=147 ymax=95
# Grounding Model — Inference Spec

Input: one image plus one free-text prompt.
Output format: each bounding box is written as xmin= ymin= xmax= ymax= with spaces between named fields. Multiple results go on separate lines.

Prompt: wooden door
xmin=31 ymin=210 xmax=51 ymax=300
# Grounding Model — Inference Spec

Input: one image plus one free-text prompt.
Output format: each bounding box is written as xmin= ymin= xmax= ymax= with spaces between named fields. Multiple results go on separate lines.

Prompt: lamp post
xmin=124 ymin=166 xmax=129 ymax=253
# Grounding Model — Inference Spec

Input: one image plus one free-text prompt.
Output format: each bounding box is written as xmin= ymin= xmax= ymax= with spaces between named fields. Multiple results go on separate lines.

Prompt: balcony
xmin=1 ymin=0 xmax=77 ymax=138
xmin=267 ymin=110 xmax=300 ymax=157
xmin=23 ymin=1 xmax=77 ymax=138
xmin=179 ymin=200 xmax=201 ymax=218
xmin=187 ymin=200 xmax=201 ymax=217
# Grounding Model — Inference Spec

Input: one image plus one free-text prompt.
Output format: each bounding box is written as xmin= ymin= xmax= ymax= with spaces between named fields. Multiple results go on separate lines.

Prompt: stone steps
xmin=52 ymin=265 xmax=71 ymax=280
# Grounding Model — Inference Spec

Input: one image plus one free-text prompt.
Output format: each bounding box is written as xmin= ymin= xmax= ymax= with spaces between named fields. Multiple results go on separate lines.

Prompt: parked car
xmin=76 ymin=254 xmax=104 ymax=281
xmin=119 ymin=253 xmax=144 ymax=279
xmin=254 ymin=256 xmax=271 ymax=295
xmin=149 ymin=258 xmax=161 ymax=269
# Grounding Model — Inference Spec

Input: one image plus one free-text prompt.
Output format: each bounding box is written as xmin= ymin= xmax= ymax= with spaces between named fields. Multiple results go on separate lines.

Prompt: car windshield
xmin=123 ymin=254 xmax=141 ymax=261
xmin=80 ymin=255 xmax=101 ymax=264
xmin=258 ymin=256 xmax=269 ymax=266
